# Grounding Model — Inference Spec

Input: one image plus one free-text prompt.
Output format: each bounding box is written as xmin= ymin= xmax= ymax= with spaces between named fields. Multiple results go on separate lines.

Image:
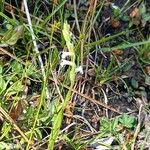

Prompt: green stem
xmin=48 ymin=22 xmax=76 ymax=150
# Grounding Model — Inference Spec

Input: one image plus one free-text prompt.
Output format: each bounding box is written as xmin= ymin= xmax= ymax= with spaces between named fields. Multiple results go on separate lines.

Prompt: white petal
xmin=75 ymin=66 xmax=83 ymax=74
xmin=60 ymin=60 xmax=74 ymax=67
xmin=61 ymin=52 xmax=74 ymax=59
xmin=111 ymin=3 xmax=120 ymax=10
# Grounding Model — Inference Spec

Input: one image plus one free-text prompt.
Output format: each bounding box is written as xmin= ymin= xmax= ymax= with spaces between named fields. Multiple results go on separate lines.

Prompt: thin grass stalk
xmin=23 ymin=0 xmax=49 ymax=149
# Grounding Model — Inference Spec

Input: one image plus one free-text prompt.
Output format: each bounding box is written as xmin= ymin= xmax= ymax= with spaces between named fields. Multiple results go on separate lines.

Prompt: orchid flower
xmin=61 ymin=51 xmax=74 ymax=59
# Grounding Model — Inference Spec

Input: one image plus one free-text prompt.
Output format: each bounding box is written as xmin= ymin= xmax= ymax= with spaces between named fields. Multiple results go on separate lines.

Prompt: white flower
xmin=111 ymin=3 xmax=120 ymax=10
xmin=61 ymin=51 xmax=74 ymax=59
xmin=23 ymin=109 xmax=27 ymax=114
xmin=60 ymin=52 xmax=83 ymax=74
xmin=60 ymin=59 xmax=75 ymax=67
xmin=75 ymin=66 xmax=84 ymax=74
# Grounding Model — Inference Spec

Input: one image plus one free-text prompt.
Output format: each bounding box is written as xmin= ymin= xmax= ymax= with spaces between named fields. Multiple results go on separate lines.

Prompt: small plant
xmin=48 ymin=21 xmax=80 ymax=150
xmin=138 ymin=42 xmax=150 ymax=65
xmin=101 ymin=113 xmax=136 ymax=132
xmin=0 ymin=25 xmax=24 ymax=47
xmin=118 ymin=113 xmax=136 ymax=129
xmin=97 ymin=114 xmax=137 ymax=149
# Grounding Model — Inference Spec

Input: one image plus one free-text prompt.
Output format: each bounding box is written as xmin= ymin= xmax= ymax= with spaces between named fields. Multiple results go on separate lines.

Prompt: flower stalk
xmin=48 ymin=22 xmax=78 ymax=150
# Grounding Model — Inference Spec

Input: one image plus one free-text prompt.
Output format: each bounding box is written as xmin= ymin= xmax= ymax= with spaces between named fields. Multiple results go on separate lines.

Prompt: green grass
xmin=0 ymin=0 xmax=150 ymax=149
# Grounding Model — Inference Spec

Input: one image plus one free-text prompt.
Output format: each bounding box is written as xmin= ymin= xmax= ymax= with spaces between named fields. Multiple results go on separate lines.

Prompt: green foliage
xmin=6 ymin=80 xmax=24 ymax=97
xmin=112 ymin=4 xmax=121 ymax=18
xmin=48 ymin=21 xmax=77 ymax=150
xmin=0 ymin=1 xmax=149 ymax=149
xmin=139 ymin=2 xmax=150 ymax=26
xmin=0 ymin=123 xmax=11 ymax=140
xmin=0 ymin=142 xmax=14 ymax=150
xmin=100 ymin=117 xmax=119 ymax=134
xmin=100 ymin=113 xmax=136 ymax=135
xmin=63 ymin=135 xmax=88 ymax=150
xmin=0 ymin=74 xmax=6 ymax=94
xmin=0 ymin=65 xmax=6 ymax=94
xmin=118 ymin=113 xmax=136 ymax=129
xmin=49 ymin=48 xmax=59 ymax=71
xmin=0 ymin=25 xmax=24 ymax=47
xmin=0 ymin=0 xmax=4 ymax=13
xmin=98 ymin=114 xmax=137 ymax=149
xmin=34 ymin=128 xmax=42 ymax=140
xmin=11 ymin=60 xmax=23 ymax=74
xmin=138 ymin=43 xmax=150 ymax=64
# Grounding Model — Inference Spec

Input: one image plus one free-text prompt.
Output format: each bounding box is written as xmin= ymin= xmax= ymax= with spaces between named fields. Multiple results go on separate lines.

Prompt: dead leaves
xmin=52 ymin=0 xmax=58 ymax=5
xmin=130 ymin=7 xmax=140 ymax=18
xmin=87 ymin=68 xmax=96 ymax=77
xmin=88 ymin=0 xmax=98 ymax=14
xmin=145 ymin=66 xmax=150 ymax=76
xmin=9 ymin=101 xmax=23 ymax=121
xmin=65 ymin=101 xmax=75 ymax=125
xmin=112 ymin=49 xmax=123 ymax=56
xmin=111 ymin=18 xmax=121 ymax=28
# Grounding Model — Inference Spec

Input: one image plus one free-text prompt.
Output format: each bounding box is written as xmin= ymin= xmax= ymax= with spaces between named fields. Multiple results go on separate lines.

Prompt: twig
xmin=49 ymin=77 xmax=122 ymax=114
xmin=0 ymin=48 xmax=25 ymax=65
xmin=131 ymin=104 xmax=143 ymax=150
